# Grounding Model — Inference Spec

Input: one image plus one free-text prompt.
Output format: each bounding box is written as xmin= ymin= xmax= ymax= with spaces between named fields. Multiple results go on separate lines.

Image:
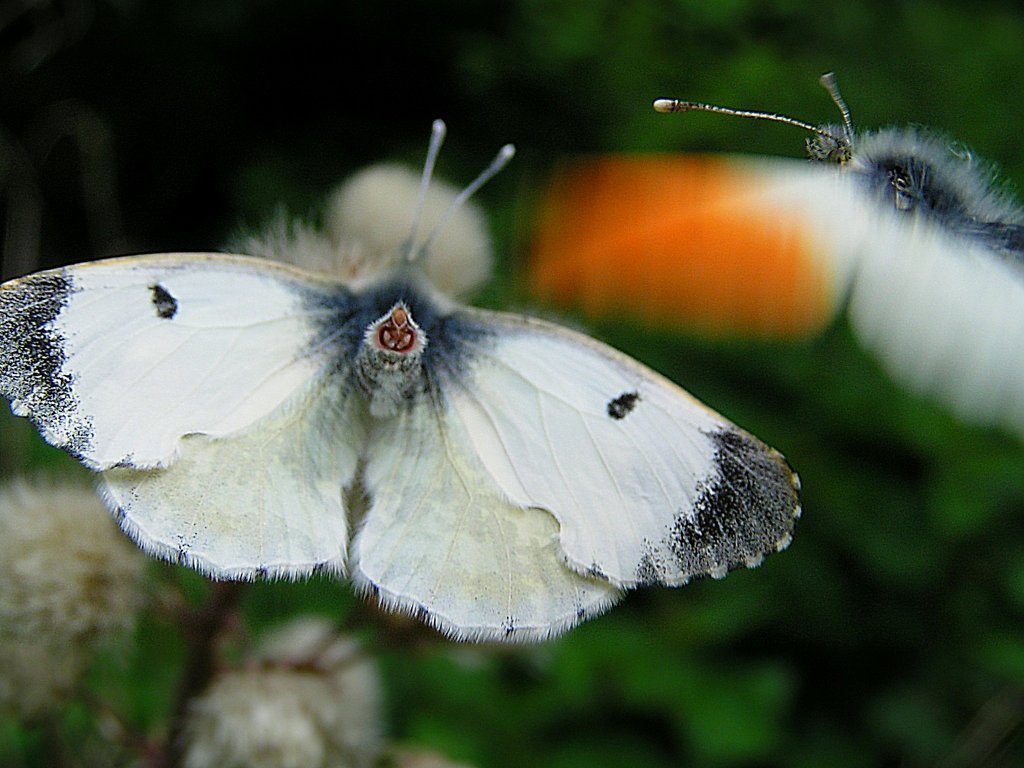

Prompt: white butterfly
xmin=534 ymin=74 xmax=1024 ymax=438
xmin=0 ymin=121 xmax=800 ymax=642
xmin=660 ymin=75 xmax=1024 ymax=434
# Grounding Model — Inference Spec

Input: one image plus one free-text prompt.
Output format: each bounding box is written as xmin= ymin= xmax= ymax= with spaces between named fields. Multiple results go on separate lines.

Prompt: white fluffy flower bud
xmin=182 ymin=617 xmax=382 ymax=768
xmin=0 ymin=482 xmax=146 ymax=719
xmin=326 ymin=164 xmax=494 ymax=298
xmin=385 ymin=747 xmax=477 ymax=768
xmin=235 ymin=163 xmax=494 ymax=300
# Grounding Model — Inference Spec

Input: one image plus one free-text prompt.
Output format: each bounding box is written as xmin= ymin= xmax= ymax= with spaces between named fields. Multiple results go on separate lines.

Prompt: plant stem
xmin=155 ymin=580 xmax=245 ymax=768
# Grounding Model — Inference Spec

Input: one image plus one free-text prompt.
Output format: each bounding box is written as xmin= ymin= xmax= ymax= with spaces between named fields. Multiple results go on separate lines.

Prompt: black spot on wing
xmin=0 ymin=271 xmax=94 ymax=456
xmin=607 ymin=390 xmax=640 ymax=420
xmin=649 ymin=428 xmax=800 ymax=584
xmin=150 ymin=283 xmax=178 ymax=319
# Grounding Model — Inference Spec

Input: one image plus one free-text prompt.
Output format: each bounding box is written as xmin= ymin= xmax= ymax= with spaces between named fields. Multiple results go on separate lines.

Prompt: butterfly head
xmin=805 ymin=122 xmax=853 ymax=164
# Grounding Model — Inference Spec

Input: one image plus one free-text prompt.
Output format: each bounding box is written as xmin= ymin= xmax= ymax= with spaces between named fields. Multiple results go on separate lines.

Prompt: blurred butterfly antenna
xmin=819 ymin=72 xmax=854 ymax=144
xmin=404 ymin=118 xmax=447 ymax=262
xmin=415 ymin=142 xmax=515 ymax=262
xmin=653 ymin=83 xmax=852 ymax=163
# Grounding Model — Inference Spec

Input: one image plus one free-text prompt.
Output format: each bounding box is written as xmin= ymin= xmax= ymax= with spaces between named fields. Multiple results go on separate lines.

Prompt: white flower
xmin=0 ymin=481 xmax=146 ymax=719
xmin=183 ymin=618 xmax=383 ymax=768
xmin=326 ymin=164 xmax=494 ymax=299
xmin=236 ymin=164 xmax=494 ymax=299
xmin=385 ymin=747 xmax=477 ymax=768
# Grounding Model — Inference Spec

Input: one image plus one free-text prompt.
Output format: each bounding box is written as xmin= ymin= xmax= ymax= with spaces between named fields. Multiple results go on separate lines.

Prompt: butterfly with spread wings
xmin=0 ymin=121 xmax=799 ymax=642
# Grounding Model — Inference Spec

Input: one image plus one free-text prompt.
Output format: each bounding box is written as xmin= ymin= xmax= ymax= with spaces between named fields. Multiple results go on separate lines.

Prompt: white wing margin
xmin=446 ymin=310 xmax=801 ymax=590
xmin=0 ymin=254 xmax=343 ymax=469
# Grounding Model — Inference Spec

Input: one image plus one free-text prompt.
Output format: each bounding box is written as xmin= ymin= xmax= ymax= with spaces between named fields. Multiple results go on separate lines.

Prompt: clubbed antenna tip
xmin=417 ymin=142 xmax=515 ymax=261
xmin=652 ymin=98 xmax=683 ymax=113
xmin=403 ymin=120 xmax=516 ymax=265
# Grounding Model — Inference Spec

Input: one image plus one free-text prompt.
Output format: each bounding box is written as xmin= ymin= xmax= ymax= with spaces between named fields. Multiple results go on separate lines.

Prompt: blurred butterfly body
xmin=532 ymin=76 xmax=1024 ymax=436
xmin=0 ymin=123 xmax=800 ymax=642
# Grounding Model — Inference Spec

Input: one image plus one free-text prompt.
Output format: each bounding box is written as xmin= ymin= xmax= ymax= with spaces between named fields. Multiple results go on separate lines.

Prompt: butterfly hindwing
xmin=0 ymin=254 xmax=348 ymax=470
xmin=353 ymin=391 xmax=621 ymax=642
xmin=102 ymin=377 xmax=361 ymax=579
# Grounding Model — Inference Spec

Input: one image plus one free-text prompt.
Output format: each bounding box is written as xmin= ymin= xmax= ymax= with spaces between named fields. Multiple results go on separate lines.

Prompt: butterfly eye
xmin=889 ymin=167 xmax=917 ymax=211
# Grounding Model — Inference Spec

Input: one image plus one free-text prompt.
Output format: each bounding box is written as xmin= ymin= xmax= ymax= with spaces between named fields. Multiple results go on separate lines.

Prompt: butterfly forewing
xmin=530 ymin=155 xmax=864 ymax=338
xmin=0 ymin=254 xmax=346 ymax=470
xmin=441 ymin=310 xmax=800 ymax=589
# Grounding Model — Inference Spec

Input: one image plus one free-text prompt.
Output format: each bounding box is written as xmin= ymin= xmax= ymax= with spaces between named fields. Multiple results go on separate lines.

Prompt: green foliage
xmin=2 ymin=0 xmax=1024 ymax=766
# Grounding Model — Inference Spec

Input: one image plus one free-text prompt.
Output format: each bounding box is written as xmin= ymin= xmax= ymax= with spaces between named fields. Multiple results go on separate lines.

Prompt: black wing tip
xmin=644 ymin=427 xmax=800 ymax=587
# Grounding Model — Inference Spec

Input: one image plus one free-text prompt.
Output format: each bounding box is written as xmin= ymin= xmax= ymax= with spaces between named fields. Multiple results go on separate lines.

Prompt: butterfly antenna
xmin=404 ymin=119 xmax=447 ymax=262
xmin=652 ymin=91 xmax=848 ymax=150
xmin=415 ymin=142 xmax=515 ymax=261
xmin=819 ymin=72 xmax=854 ymax=144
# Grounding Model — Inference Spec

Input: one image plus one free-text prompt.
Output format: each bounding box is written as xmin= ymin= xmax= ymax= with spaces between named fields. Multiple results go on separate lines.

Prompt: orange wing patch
xmin=530 ymin=155 xmax=838 ymax=339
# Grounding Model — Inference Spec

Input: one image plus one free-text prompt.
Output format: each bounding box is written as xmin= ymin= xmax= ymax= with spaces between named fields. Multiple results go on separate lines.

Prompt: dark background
xmin=3 ymin=1 xmax=1024 ymax=766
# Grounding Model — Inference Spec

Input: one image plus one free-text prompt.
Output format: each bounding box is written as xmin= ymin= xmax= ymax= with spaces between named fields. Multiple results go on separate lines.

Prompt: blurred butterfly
xmin=531 ymin=74 xmax=1024 ymax=437
xmin=0 ymin=121 xmax=799 ymax=642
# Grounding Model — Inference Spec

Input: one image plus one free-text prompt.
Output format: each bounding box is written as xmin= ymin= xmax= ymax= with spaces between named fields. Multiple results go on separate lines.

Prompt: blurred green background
xmin=3 ymin=1 xmax=1024 ymax=766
